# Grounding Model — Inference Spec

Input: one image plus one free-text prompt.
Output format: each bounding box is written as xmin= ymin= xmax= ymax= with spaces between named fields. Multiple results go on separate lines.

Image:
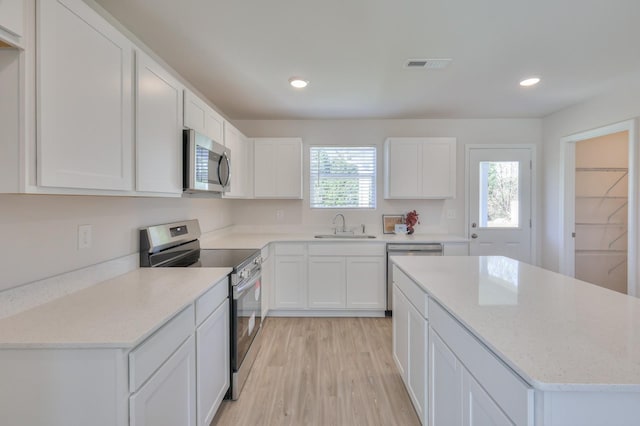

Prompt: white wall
xmin=0 ymin=195 xmax=232 ymax=291
xmin=541 ymin=80 xmax=640 ymax=272
xmin=233 ymin=119 xmax=542 ymax=237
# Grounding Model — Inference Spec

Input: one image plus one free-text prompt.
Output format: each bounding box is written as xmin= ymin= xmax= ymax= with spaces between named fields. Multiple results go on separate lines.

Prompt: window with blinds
xmin=310 ymin=146 xmax=377 ymax=208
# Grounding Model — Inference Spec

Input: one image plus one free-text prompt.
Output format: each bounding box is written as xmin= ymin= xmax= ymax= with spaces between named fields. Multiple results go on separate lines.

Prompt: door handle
xmin=471 ymin=233 xmax=478 ymax=239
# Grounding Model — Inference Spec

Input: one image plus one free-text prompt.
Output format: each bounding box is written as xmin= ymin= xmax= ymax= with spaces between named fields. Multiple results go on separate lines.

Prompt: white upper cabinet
xmin=223 ymin=123 xmax=252 ymax=198
xmin=254 ymin=138 xmax=303 ymax=199
xmin=37 ymin=0 xmax=134 ymax=191
xmin=0 ymin=0 xmax=24 ymax=46
xmin=135 ymin=50 xmax=184 ymax=195
xmin=183 ymin=90 xmax=224 ymax=144
xmin=384 ymin=137 xmax=457 ymax=199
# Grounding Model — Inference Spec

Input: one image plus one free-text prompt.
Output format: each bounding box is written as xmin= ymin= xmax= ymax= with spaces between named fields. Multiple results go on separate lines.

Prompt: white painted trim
xmin=268 ymin=309 xmax=385 ymax=318
xmin=560 ymin=119 xmax=638 ymax=296
xmin=465 ymin=144 xmax=537 ymax=265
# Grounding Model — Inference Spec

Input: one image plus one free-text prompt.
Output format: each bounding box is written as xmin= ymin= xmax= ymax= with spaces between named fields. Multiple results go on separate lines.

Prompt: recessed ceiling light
xmin=520 ymin=77 xmax=541 ymax=87
xmin=289 ymin=77 xmax=308 ymax=88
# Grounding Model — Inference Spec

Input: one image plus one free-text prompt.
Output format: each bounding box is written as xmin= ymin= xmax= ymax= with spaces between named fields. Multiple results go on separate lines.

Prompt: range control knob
xmin=240 ymin=270 xmax=249 ymax=280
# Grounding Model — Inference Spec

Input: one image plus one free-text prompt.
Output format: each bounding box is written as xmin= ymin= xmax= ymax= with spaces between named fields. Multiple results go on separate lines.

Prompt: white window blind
xmin=310 ymin=146 xmax=376 ymax=208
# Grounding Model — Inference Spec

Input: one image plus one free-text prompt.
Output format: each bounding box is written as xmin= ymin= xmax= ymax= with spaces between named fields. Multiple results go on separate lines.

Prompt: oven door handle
xmin=233 ymin=273 xmax=260 ymax=299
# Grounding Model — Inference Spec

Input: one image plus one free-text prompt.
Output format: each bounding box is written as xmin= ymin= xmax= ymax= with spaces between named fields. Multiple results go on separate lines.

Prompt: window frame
xmin=309 ymin=145 xmax=377 ymax=210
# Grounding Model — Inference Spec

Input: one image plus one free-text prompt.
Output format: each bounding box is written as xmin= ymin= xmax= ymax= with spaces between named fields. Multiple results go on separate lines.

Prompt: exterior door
xmin=468 ymin=147 xmax=532 ymax=262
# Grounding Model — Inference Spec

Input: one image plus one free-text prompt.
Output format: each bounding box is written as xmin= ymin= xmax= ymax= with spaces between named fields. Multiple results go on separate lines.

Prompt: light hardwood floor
xmin=212 ymin=317 xmax=420 ymax=426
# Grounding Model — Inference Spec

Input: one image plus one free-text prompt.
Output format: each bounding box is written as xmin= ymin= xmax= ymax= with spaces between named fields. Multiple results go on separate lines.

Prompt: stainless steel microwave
xmin=183 ymin=129 xmax=231 ymax=194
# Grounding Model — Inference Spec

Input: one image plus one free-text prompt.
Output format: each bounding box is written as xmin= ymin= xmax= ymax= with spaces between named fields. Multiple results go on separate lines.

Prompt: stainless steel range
xmin=139 ymin=219 xmax=262 ymax=400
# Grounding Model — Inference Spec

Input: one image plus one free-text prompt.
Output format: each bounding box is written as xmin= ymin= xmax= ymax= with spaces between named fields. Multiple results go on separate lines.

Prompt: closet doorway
xmin=562 ymin=120 xmax=637 ymax=295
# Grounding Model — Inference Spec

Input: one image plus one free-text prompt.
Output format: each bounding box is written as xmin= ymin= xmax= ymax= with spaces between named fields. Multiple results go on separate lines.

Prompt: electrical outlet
xmin=446 ymin=209 xmax=457 ymax=220
xmin=78 ymin=224 xmax=92 ymax=249
xmin=275 ymin=210 xmax=285 ymax=221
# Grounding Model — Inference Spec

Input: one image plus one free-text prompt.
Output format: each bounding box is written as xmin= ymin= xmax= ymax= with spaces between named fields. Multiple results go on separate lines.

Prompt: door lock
xmin=471 ymin=233 xmax=478 ymax=239
xmin=471 ymin=222 xmax=477 ymax=228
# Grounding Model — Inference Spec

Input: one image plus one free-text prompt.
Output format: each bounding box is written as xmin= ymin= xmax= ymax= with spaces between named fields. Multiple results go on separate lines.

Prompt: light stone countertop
xmin=199 ymin=230 xmax=469 ymax=250
xmin=0 ymin=268 xmax=231 ymax=349
xmin=391 ymin=255 xmax=640 ymax=392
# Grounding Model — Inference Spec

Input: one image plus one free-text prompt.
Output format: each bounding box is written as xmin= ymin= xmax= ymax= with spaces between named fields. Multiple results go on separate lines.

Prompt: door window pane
xmin=479 ymin=161 xmax=519 ymax=228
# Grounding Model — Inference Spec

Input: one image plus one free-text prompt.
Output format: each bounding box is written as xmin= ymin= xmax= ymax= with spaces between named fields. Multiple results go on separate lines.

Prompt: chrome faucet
xmin=332 ymin=213 xmax=346 ymax=233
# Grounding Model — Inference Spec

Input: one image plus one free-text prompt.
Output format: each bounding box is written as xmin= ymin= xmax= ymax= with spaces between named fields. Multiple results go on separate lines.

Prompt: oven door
xmin=231 ymin=271 xmax=262 ymax=371
xmin=184 ymin=129 xmax=231 ymax=193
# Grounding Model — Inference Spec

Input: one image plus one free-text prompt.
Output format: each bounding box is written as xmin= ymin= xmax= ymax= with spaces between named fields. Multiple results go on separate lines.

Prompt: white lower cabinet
xmin=408 ymin=304 xmax=428 ymax=423
xmin=346 ymin=256 xmax=385 ymax=309
xmin=196 ymin=299 xmax=230 ymax=426
xmin=393 ymin=264 xmax=532 ymax=426
xmin=274 ymin=244 xmax=307 ymax=309
xmin=0 ymin=278 xmax=230 ymax=426
xmin=463 ymin=369 xmax=513 ymax=426
xmin=392 ymin=276 xmax=428 ymax=424
xmin=429 ymin=329 xmax=463 ymax=426
xmin=428 ymin=299 xmax=533 ymax=426
xmin=130 ymin=335 xmax=197 ymax=426
xmin=308 ymin=256 xmax=346 ymax=308
xmin=392 ymin=283 xmax=409 ymax=380
xmin=273 ymin=243 xmax=386 ymax=313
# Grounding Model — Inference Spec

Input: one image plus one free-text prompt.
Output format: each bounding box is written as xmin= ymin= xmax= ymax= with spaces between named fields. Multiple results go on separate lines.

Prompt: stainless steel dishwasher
xmin=386 ymin=243 xmax=443 ymax=315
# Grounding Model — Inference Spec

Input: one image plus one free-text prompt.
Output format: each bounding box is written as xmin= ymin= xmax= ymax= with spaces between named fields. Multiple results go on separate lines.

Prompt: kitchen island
xmin=391 ymin=255 xmax=640 ymax=426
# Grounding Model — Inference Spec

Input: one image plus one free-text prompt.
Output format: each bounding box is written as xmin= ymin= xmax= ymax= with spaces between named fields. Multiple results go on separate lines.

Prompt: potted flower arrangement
xmin=405 ymin=210 xmax=420 ymax=235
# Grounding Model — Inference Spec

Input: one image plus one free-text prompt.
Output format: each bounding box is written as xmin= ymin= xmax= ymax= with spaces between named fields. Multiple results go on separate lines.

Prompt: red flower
xmin=405 ymin=210 xmax=420 ymax=231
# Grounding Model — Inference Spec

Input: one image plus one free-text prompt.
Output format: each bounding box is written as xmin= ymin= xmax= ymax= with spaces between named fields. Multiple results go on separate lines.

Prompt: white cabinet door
xmin=38 ymin=0 xmax=134 ymax=191
xmin=386 ymin=139 xmax=420 ymax=198
xmin=0 ymin=0 xmax=23 ymax=40
xmin=429 ymin=328 xmax=463 ymax=426
xmin=463 ymin=369 xmax=514 ymax=426
xmin=130 ymin=335 xmax=197 ymax=426
xmin=346 ymin=256 xmax=385 ymax=309
xmin=183 ymin=90 xmax=224 ymax=143
xmin=308 ymin=256 xmax=346 ymax=308
xmin=385 ymin=137 xmax=456 ymax=199
xmin=223 ymin=123 xmax=249 ymax=198
xmin=421 ymin=139 xmax=456 ymax=198
xmin=254 ymin=138 xmax=302 ymax=199
xmin=135 ymin=50 xmax=183 ymax=194
xmin=274 ymin=255 xmax=307 ymax=309
xmin=196 ymin=300 xmax=229 ymax=426
xmin=408 ymin=304 xmax=428 ymax=424
xmin=392 ymin=284 xmax=409 ymax=381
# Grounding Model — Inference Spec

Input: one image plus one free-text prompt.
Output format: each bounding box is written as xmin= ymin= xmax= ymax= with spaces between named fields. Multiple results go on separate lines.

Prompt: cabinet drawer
xmin=308 ymin=242 xmax=385 ymax=256
xmin=195 ymin=277 xmax=228 ymax=326
xmin=274 ymin=243 xmax=306 ymax=256
xmin=429 ymin=300 xmax=533 ymax=426
xmin=392 ymin=265 xmax=428 ymax=319
xmin=129 ymin=305 xmax=195 ymax=392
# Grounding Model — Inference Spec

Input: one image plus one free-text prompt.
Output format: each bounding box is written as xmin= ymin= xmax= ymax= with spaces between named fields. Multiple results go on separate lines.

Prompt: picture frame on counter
xmin=382 ymin=215 xmax=405 ymax=234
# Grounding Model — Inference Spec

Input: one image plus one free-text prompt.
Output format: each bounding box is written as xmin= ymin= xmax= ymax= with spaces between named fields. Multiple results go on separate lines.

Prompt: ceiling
xmin=94 ymin=0 xmax=640 ymax=120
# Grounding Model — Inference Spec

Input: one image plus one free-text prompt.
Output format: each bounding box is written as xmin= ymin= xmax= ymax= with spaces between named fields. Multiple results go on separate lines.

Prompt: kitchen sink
xmin=314 ymin=234 xmax=377 ymax=239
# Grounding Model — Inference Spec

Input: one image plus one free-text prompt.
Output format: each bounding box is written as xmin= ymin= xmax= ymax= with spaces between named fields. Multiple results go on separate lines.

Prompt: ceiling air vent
xmin=405 ymin=58 xmax=452 ymax=69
